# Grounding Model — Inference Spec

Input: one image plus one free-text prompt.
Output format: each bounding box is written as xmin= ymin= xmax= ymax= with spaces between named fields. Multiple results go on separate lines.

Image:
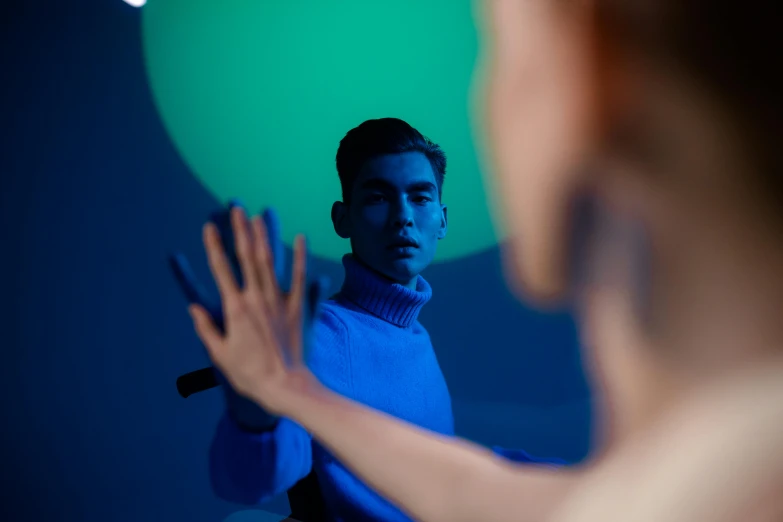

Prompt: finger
xmin=228 ymin=198 xmax=245 ymax=211
xmin=210 ymin=207 xmax=244 ymax=286
xmin=230 ymin=206 xmax=261 ymax=290
xmin=203 ymin=222 xmax=241 ymax=306
xmin=251 ymin=215 xmax=281 ymax=306
xmin=287 ymin=235 xmax=307 ymax=364
xmin=289 ymin=234 xmax=307 ymax=311
xmin=189 ymin=304 xmax=225 ymax=361
xmin=169 ymin=253 xmax=211 ymax=307
xmin=262 ymin=207 xmax=286 ymax=286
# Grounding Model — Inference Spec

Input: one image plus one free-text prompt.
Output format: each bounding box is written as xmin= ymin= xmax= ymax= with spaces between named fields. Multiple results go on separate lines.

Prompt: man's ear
xmin=437 ymin=204 xmax=448 ymax=240
xmin=331 ymin=201 xmax=351 ymax=239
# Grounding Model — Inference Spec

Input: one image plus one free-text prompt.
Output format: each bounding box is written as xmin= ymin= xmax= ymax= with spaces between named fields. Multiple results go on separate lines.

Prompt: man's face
xmin=345 ymin=151 xmax=447 ymax=287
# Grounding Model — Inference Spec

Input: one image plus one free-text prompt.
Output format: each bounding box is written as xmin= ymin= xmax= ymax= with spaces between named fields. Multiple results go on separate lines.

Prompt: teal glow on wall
xmin=141 ymin=0 xmax=499 ymax=262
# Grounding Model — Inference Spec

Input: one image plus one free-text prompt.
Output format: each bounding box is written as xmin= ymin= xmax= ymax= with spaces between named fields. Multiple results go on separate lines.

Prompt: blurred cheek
xmin=485 ymin=67 xmax=528 ymax=287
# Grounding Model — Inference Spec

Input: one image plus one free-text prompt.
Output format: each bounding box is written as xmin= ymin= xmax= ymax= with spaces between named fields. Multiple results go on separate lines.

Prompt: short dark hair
xmin=335 ymin=118 xmax=447 ymax=204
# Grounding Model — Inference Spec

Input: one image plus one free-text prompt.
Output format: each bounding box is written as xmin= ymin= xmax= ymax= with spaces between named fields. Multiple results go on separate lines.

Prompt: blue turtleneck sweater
xmin=209 ymin=255 xmax=561 ymax=521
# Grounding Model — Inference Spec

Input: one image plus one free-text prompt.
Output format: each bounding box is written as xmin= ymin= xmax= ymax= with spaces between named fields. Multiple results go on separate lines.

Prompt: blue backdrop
xmin=1 ymin=1 xmax=591 ymax=521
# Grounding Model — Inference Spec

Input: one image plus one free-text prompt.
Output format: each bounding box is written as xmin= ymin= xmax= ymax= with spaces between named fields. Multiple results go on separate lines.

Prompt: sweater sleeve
xmin=208 ymin=304 xmax=352 ymax=504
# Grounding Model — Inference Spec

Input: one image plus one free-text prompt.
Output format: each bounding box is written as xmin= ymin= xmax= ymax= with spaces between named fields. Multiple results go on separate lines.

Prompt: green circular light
xmin=141 ymin=0 xmax=499 ymax=262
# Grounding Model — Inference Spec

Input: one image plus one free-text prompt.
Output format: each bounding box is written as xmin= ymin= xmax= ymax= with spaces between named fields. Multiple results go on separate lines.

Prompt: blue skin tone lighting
xmin=171 ymin=152 xmax=564 ymax=521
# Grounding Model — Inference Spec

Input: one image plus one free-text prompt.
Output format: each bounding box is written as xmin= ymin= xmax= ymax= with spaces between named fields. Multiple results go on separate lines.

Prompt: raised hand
xmin=171 ymin=201 xmax=285 ymax=331
xmin=170 ymin=202 xmax=325 ymax=430
xmin=189 ymin=207 xmax=321 ymax=416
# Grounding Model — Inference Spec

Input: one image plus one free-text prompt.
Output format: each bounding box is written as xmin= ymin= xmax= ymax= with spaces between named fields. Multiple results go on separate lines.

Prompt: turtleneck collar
xmin=338 ymin=254 xmax=432 ymax=328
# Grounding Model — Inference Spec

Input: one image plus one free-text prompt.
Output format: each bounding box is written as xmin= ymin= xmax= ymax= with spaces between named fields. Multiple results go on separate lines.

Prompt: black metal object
xmin=176 ymin=367 xmax=219 ymax=398
xmin=284 ymin=470 xmax=329 ymax=522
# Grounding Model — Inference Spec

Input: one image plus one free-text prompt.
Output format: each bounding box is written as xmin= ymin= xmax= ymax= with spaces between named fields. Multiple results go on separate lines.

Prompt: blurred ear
xmin=438 ymin=205 xmax=448 ymax=240
xmin=331 ymin=201 xmax=351 ymax=239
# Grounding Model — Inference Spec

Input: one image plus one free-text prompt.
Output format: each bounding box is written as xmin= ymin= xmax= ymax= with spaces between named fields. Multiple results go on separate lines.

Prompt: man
xmin=173 ymin=118 xmax=561 ymax=522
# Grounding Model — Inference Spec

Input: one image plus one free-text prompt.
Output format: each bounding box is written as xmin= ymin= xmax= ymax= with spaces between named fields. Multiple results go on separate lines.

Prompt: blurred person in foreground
xmin=183 ymin=0 xmax=783 ymax=521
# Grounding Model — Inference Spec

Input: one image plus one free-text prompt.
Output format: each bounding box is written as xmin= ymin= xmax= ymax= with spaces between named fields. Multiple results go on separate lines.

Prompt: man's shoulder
xmin=311 ymin=298 xmax=353 ymax=347
xmin=308 ymin=298 xmax=354 ymax=390
xmin=316 ymin=298 xmax=349 ymax=327
xmin=411 ymin=319 xmax=431 ymax=333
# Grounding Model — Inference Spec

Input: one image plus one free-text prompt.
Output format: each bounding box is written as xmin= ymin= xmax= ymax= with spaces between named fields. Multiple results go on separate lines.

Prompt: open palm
xmin=189 ymin=207 xmax=317 ymax=415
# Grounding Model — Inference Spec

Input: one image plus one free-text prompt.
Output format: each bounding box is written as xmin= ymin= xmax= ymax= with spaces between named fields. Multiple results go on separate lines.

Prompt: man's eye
xmin=413 ymin=196 xmax=431 ymax=204
xmin=368 ymin=194 xmax=386 ymax=203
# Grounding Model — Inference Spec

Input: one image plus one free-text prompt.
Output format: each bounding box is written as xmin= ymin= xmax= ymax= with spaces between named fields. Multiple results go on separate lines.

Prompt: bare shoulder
xmin=551 ymin=360 xmax=783 ymax=522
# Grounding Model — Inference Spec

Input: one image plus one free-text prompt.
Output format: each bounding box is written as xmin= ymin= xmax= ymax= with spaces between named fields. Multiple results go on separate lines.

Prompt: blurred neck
xmin=647 ymin=178 xmax=783 ymax=381
xmin=579 ymin=180 xmax=783 ymax=449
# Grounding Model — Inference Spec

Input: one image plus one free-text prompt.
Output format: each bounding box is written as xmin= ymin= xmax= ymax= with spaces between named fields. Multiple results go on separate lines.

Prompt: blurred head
xmin=478 ymin=0 xmax=783 ymax=428
xmin=480 ymin=0 xmax=782 ymax=303
xmin=479 ymin=0 xmax=783 ymax=318
xmin=331 ymin=118 xmax=448 ymax=288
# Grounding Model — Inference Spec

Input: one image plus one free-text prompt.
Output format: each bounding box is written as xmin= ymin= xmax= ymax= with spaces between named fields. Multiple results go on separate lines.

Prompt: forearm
xmin=285 ymin=384 xmax=577 ymax=522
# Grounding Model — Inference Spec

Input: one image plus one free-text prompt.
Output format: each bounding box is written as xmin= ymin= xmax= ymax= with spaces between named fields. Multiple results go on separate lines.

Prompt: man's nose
xmin=391 ymin=201 xmax=414 ymax=228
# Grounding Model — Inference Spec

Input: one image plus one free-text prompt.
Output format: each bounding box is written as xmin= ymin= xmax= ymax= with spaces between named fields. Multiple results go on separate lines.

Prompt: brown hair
xmin=597 ymin=1 xmax=782 ymax=212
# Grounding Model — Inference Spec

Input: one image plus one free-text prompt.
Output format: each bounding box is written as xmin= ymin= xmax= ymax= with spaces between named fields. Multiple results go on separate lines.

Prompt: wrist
xmin=273 ymin=370 xmax=330 ymax=423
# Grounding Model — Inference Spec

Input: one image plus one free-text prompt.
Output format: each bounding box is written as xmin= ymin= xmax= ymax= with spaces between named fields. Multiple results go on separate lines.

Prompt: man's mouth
xmin=388 ymin=239 xmax=418 ymax=249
